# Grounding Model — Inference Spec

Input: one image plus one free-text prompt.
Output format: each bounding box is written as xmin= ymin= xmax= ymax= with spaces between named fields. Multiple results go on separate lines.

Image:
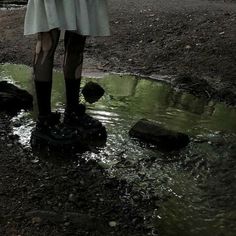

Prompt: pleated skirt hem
xmin=24 ymin=0 xmax=110 ymax=36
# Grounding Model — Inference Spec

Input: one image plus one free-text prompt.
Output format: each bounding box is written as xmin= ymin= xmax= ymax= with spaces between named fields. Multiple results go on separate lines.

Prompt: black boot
xmin=31 ymin=114 xmax=80 ymax=147
xmin=63 ymin=79 xmax=101 ymax=128
xmin=64 ymin=104 xmax=106 ymax=142
xmin=31 ymin=81 xmax=80 ymax=147
xmin=34 ymin=80 xmax=52 ymax=117
xmin=64 ymin=79 xmax=81 ymax=113
xmin=63 ymin=80 xmax=106 ymax=140
xmin=34 ymin=81 xmax=60 ymax=129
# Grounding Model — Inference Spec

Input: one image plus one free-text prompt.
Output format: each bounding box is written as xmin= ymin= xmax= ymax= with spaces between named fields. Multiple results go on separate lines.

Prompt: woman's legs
xmin=63 ymin=31 xmax=86 ymax=112
xmin=33 ymin=29 xmax=60 ymax=119
xmin=31 ymin=29 xmax=81 ymax=144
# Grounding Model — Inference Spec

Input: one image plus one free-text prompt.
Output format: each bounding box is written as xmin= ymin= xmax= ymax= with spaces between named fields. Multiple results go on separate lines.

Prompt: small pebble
xmin=32 ymin=217 xmax=42 ymax=224
xmin=64 ymin=222 xmax=70 ymax=227
xmin=68 ymin=193 xmax=75 ymax=201
xmin=109 ymin=221 xmax=117 ymax=227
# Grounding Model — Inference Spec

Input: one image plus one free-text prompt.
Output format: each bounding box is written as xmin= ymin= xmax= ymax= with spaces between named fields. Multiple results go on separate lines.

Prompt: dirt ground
xmin=1 ymin=0 xmax=236 ymax=103
xmin=1 ymin=0 xmax=236 ymax=235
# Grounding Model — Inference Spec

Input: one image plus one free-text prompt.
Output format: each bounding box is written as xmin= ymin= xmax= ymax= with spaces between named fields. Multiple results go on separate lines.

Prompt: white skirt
xmin=24 ymin=0 xmax=110 ymax=36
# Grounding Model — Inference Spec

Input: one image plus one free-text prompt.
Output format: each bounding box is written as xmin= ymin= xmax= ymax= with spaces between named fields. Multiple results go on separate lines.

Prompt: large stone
xmin=0 ymin=81 xmax=33 ymax=115
xmin=129 ymin=119 xmax=190 ymax=151
xmin=82 ymin=82 xmax=105 ymax=104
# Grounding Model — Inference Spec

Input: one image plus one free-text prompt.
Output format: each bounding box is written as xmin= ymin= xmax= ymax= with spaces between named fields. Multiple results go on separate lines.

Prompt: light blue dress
xmin=24 ymin=0 xmax=110 ymax=36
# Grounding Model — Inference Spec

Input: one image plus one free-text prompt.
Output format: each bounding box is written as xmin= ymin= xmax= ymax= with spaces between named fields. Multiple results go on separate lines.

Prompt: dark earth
xmin=1 ymin=0 xmax=236 ymax=235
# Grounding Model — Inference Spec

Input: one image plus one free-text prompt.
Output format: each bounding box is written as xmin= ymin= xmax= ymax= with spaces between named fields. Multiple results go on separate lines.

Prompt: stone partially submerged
xmin=129 ymin=119 xmax=190 ymax=152
xmin=0 ymin=81 xmax=33 ymax=115
xmin=82 ymin=82 xmax=105 ymax=104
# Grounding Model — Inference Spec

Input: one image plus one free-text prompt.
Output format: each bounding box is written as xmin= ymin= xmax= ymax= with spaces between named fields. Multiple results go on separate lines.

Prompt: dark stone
xmin=129 ymin=119 xmax=190 ymax=152
xmin=0 ymin=81 xmax=33 ymax=115
xmin=82 ymin=82 xmax=105 ymax=104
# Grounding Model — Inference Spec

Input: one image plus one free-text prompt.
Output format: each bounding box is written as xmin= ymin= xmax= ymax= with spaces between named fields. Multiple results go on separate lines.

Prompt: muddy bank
xmin=1 ymin=0 xmax=236 ymax=105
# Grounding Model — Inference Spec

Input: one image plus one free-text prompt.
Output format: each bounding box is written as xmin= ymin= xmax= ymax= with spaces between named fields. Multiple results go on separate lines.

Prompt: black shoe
xmin=64 ymin=104 xmax=107 ymax=140
xmin=64 ymin=104 xmax=102 ymax=129
xmin=37 ymin=112 xmax=61 ymax=127
xmin=31 ymin=113 xmax=82 ymax=148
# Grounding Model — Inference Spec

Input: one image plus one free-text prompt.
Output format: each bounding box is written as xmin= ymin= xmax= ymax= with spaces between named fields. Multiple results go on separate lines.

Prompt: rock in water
xmin=0 ymin=81 xmax=33 ymax=115
xmin=129 ymin=119 xmax=190 ymax=152
xmin=82 ymin=82 xmax=105 ymax=104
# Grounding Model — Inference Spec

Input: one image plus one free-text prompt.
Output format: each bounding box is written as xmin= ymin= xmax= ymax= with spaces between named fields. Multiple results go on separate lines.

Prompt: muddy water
xmin=1 ymin=63 xmax=236 ymax=235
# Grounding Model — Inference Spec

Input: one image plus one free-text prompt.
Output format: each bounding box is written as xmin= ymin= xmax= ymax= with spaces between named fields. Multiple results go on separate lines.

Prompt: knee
xmin=63 ymin=56 xmax=83 ymax=79
xmin=34 ymin=30 xmax=60 ymax=64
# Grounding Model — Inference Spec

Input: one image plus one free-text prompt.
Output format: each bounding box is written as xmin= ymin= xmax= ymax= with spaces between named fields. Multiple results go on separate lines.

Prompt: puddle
xmin=1 ymin=63 xmax=236 ymax=235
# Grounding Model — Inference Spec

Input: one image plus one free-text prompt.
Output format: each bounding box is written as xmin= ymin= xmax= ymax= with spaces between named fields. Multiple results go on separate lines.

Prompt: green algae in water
xmin=1 ymin=63 xmax=236 ymax=135
xmin=1 ymin=63 xmax=236 ymax=236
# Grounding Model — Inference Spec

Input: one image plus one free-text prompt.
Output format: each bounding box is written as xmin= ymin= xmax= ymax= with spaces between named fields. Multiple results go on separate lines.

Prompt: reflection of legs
xmin=33 ymin=29 xmax=60 ymax=118
xmin=63 ymin=31 xmax=86 ymax=112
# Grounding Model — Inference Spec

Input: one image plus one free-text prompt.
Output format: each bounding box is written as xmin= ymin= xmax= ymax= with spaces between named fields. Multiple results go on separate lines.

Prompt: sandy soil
xmin=1 ymin=0 xmax=236 ymax=235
